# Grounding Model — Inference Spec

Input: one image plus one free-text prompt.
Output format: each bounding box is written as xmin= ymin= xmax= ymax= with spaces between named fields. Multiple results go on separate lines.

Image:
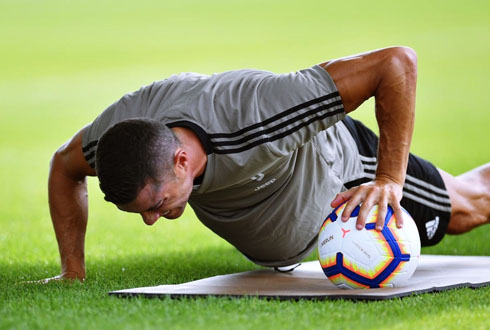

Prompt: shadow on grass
xmin=1 ymin=245 xmax=264 ymax=293
xmin=88 ymin=245 xmax=265 ymax=290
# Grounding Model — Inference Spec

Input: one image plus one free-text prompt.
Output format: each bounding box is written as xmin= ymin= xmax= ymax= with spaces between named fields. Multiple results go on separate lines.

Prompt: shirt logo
xmin=254 ymin=178 xmax=277 ymax=191
xmin=426 ymin=216 xmax=439 ymax=240
xmin=251 ymin=172 xmax=277 ymax=191
xmin=251 ymin=173 xmax=265 ymax=181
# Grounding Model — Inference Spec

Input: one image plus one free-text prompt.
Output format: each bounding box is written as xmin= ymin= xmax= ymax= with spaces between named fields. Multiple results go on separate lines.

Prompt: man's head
xmin=96 ymin=118 xmax=180 ymax=205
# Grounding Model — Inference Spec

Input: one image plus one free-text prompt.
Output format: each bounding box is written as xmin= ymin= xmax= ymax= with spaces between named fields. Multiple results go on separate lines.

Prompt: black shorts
xmin=342 ymin=116 xmax=452 ymax=246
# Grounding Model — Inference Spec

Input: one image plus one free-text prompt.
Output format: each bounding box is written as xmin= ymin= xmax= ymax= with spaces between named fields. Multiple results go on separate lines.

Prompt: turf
xmin=0 ymin=0 xmax=489 ymax=329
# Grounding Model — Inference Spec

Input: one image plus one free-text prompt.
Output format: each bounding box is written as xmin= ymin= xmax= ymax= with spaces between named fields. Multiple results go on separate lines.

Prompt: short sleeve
xmin=207 ymin=65 xmax=346 ymax=157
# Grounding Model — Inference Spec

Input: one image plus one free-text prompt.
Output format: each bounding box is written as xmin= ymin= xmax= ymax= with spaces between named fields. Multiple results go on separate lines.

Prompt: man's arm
xmin=320 ymin=46 xmax=417 ymax=230
xmin=46 ymin=127 xmax=96 ymax=281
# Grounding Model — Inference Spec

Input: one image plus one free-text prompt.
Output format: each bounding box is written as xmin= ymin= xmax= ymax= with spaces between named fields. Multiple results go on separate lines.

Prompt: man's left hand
xmin=330 ymin=177 xmax=404 ymax=231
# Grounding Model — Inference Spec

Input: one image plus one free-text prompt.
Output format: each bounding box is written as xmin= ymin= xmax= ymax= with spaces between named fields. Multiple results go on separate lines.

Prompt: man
xmin=46 ymin=47 xmax=489 ymax=281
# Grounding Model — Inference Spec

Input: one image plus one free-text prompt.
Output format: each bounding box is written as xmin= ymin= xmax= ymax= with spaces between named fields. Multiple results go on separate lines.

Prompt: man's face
xmin=117 ymin=174 xmax=193 ymax=225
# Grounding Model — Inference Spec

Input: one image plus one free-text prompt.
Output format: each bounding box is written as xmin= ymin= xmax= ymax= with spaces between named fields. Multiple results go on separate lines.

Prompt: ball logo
xmin=341 ymin=228 xmax=351 ymax=238
xmin=320 ymin=235 xmax=334 ymax=247
xmin=352 ymin=241 xmax=372 ymax=260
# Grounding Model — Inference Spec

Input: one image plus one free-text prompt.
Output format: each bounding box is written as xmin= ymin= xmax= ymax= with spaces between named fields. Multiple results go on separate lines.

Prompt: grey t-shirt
xmin=82 ymin=65 xmax=362 ymax=266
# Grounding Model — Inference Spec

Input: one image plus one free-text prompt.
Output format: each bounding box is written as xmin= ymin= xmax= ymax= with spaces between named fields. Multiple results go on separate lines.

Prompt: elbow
xmin=376 ymin=46 xmax=418 ymax=96
xmin=394 ymin=46 xmax=417 ymax=63
xmin=387 ymin=46 xmax=418 ymax=77
xmin=398 ymin=46 xmax=417 ymax=72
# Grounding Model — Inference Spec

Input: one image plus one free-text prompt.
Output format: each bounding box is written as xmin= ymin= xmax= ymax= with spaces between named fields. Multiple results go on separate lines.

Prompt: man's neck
xmin=171 ymin=127 xmax=208 ymax=179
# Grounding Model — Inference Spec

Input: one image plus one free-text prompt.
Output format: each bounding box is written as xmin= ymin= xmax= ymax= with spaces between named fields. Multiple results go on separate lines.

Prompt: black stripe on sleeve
xmin=214 ymin=108 xmax=345 ymax=154
xmin=84 ymin=151 xmax=96 ymax=162
xmin=209 ymin=92 xmax=341 ymax=139
xmin=82 ymin=140 xmax=98 ymax=153
xmin=363 ymin=168 xmax=376 ymax=175
xmin=212 ymin=100 xmax=343 ymax=147
xmin=361 ymin=159 xmax=377 ymax=166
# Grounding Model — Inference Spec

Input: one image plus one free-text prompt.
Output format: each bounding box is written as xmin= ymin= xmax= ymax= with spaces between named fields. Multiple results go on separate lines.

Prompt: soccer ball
xmin=318 ymin=201 xmax=421 ymax=289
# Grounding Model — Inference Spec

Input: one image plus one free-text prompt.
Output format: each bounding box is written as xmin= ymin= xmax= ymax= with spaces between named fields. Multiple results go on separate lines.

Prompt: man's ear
xmin=173 ymin=148 xmax=188 ymax=178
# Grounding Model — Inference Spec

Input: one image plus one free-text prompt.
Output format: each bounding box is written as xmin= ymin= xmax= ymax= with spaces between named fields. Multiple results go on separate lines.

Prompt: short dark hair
xmin=95 ymin=118 xmax=180 ymax=205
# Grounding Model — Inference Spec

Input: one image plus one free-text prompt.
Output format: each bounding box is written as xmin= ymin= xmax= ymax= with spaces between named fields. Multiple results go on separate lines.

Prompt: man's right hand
xmin=48 ymin=127 xmax=96 ymax=282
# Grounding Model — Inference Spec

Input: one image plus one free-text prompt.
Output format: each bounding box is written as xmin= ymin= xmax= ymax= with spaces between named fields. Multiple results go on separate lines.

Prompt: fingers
xmin=393 ymin=203 xmax=405 ymax=229
xmin=343 ymin=184 xmax=382 ymax=231
xmin=22 ymin=274 xmax=82 ymax=285
xmin=341 ymin=189 xmax=364 ymax=227
xmin=330 ymin=188 xmax=357 ymax=208
xmin=333 ymin=179 xmax=404 ymax=231
xmin=374 ymin=189 xmax=388 ymax=231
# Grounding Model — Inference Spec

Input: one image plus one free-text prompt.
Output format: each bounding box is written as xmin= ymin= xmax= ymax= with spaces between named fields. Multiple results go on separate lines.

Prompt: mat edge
xmin=108 ymin=281 xmax=490 ymax=301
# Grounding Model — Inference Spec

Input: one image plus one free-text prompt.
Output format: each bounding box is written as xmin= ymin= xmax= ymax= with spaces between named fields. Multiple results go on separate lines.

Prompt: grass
xmin=0 ymin=0 xmax=489 ymax=329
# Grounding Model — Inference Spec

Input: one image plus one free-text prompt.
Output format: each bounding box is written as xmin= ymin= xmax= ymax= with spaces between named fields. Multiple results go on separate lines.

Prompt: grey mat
xmin=109 ymin=255 xmax=490 ymax=300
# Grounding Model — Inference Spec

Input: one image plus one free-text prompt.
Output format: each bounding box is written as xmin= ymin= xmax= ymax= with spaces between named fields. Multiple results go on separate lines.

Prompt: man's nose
xmin=141 ymin=212 xmax=158 ymax=226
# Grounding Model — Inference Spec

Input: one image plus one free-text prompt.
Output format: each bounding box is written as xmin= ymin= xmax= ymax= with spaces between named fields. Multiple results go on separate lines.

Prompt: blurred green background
xmin=0 ymin=0 xmax=489 ymax=328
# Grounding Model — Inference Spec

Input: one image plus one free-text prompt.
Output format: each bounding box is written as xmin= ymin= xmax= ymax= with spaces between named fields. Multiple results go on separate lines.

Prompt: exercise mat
xmin=109 ymin=255 xmax=490 ymax=301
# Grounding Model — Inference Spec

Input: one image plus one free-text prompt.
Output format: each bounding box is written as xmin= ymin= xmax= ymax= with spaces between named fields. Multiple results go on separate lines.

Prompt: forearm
xmin=48 ymin=155 xmax=88 ymax=279
xmin=374 ymin=50 xmax=417 ymax=185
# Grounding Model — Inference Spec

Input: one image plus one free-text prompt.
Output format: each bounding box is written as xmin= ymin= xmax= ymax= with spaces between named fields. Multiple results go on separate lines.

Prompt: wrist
xmin=374 ymin=172 xmax=405 ymax=186
xmin=61 ymin=257 xmax=85 ymax=278
xmin=61 ymin=270 xmax=85 ymax=281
